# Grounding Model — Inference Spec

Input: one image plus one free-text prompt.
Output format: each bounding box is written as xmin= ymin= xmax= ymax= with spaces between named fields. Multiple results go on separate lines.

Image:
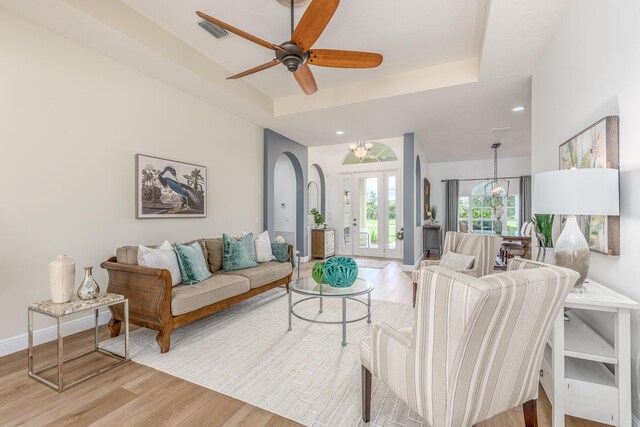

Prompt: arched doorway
xmin=274 ymin=154 xmax=298 ymax=246
xmin=264 ymin=129 xmax=308 ymax=256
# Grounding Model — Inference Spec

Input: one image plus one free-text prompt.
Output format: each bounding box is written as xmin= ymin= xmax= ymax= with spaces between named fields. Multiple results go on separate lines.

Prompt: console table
xmin=422 ymin=224 xmax=442 ymax=256
xmin=542 ymin=279 xmax=639 ymax=426
xmin=28 ymin=293 xmax=129 ymax=392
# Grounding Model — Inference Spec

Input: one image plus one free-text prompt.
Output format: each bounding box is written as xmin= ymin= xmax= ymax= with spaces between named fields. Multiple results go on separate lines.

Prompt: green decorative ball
xmin=312 ymin=262 xmax=325 ymax=284
xmin=323 ymin=257 xmax=358 ymax=288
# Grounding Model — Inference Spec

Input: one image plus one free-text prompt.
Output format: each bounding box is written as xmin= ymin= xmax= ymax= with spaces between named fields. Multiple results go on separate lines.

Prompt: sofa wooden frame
xmin=101 ymin=245 xmax=293 ymax=353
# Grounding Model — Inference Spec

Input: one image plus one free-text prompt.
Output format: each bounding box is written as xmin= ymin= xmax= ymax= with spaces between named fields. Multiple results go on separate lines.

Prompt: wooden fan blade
xmin=227 ymin=59 xmax=281 ymax=80
xmin=293 ymin=64 xmax=318 ymax=95
xmin=291 ymin=0 xmax=339 ymax=52
xmin=196 ymin=11 xmax=284 ymax=52
xmin=308 ymin=49 xmax=383 ymax=68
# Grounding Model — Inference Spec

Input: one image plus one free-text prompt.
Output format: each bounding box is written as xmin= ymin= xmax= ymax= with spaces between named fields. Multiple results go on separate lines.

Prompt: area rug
xmin=101 ymin=288 xmax=423 ymax=426
xmin=355 ymin=259 xmax=391 ymax=269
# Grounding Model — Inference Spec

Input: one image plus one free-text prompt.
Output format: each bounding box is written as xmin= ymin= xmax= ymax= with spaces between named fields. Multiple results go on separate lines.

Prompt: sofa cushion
xmin=171 ymin=274 xmax=250 ymax=316
xmin=116 ymin=245 xmax=143 ymax=265
xmin=222 ymin=233 xmax=258 ymax=272
xmin=137 ymin=241 xmax=181 ymax=286
xmin=439 ymin=250 xmax=475 ymax=271
xmin=221 ymin=261 xmax=292 ymax=289
xmin=116 ymin=239 xmax=208 ymax=267
xmin=174 ymin=242 xmax=212 ymax=285
xmin=202 ymin=238 xmax=223 ymax=272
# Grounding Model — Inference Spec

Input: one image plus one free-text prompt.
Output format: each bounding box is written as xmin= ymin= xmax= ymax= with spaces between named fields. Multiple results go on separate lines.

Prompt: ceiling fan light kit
xmin=196 ymin=0 xmax=383 ymax=95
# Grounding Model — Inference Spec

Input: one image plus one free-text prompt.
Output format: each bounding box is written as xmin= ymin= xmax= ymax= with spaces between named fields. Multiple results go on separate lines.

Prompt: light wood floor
xmin=0 ymin=258 xmax=607 ymax=426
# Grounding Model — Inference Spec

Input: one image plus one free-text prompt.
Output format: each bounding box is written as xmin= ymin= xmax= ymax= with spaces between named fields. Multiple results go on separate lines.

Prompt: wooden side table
xmin=28 ymin=292 xmax=129 ymax=392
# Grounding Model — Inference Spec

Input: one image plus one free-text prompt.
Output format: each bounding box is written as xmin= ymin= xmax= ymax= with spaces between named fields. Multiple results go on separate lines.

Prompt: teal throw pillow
xmin=271 ymin=242 xmax=295 ymax=268
xmin=174 ymin=242 xmax=212 ymax=285
xmin=222 ymin=233 xmax=258 ymax=272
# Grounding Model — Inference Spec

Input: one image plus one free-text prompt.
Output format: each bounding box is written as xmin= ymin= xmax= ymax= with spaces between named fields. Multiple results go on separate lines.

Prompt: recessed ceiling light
xmin=511 ymin=106 xmax=526 ymax=112
xmin=336 ymin=130 xmax=344 ymax=135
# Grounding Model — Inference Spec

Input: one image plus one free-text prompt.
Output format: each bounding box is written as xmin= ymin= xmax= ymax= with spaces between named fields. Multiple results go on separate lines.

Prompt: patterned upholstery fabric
xmin=362 ymin=259 xmax=578 ymax=426
xmin=411 ymin=232 xmax=502 ymax=283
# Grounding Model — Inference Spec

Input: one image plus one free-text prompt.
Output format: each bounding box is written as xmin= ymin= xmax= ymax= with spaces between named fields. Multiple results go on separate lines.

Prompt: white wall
xmin=531 ymin=0 xmax=640 ymax=417
xmin=273 ymin=154 xmax=296 ymax=241
xmin=0 ymin=10 xmax=263 ymax=342
xmin=428 ymin=156 xmax=531 ymax=223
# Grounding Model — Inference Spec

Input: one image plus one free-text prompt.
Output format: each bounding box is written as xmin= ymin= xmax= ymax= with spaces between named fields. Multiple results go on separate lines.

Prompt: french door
xmin=339 ymin=171 xmax=402 ymax=259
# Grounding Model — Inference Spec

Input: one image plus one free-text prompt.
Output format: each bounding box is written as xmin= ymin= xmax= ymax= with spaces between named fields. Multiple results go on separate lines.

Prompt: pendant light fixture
xmin=484 ymin=143 xmax=509 ymax=198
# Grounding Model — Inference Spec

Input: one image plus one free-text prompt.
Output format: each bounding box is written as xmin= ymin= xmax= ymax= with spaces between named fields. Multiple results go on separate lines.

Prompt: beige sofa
xmin=101 ymin=237 xmax=292 ymax=353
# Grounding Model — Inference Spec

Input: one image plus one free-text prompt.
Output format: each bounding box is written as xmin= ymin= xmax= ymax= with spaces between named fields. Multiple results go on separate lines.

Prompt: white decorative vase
xmin=77 ymin=266 xmax=100 ymax=300
xmin=49 ymin=255 xmax=75 ymax=303
xmin=555 ymin=215 xmax=590 ymax=290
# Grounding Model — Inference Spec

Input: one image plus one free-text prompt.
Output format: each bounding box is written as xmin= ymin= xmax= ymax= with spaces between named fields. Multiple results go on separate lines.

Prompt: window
xmin=457 ymin=181 xmax=519 ymax=233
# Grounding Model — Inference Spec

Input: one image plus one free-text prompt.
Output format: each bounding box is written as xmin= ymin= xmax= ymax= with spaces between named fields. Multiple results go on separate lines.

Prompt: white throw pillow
xmin=138 ymin=240 xmax=182 ymax=286
xmin=439 ymin=251 xmax=475 ymax=271
xmin=254 ymin=231 xmax=275 ymax=262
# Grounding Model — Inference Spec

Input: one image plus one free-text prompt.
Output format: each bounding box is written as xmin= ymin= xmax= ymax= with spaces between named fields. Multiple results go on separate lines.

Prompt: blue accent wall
xmin=264 ymin=129 xmax=308 ymax=256
xmin=403 ymin=133 xmax=415 ymax=266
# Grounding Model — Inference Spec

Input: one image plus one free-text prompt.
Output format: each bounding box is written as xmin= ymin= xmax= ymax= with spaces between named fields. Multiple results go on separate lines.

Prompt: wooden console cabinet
xmin=311 ymin=228 xmax=335 ymax=259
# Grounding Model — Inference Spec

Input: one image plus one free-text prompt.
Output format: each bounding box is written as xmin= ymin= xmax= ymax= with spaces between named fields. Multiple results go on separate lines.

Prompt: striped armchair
xmin=361 ymin=259 xmax=578 ymax=426
xmin=412 ymin=232 xmax=502 ymax=306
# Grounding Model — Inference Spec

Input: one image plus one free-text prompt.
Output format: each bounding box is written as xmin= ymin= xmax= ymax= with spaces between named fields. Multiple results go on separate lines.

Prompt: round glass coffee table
xmin=288 ymin=276 xmax=374 ymax=346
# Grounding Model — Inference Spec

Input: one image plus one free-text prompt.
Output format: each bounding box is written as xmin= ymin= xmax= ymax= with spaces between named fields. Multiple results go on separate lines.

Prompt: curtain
xmin=444 ymin=179 xmax=459 ymax=232
xmin=519 ymin=175 xmax=532 ymax=225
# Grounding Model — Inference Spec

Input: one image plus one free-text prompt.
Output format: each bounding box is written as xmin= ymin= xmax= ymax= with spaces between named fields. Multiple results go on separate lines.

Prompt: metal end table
xmin=28 ymin=293 xmax=129 ymax=392
xmin=288 ymin=277 xmax=373 ymax=346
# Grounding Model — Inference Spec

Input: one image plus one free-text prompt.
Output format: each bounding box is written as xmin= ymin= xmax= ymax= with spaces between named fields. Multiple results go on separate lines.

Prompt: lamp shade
xmin=533 ymin=168 xmax=619 ymax=216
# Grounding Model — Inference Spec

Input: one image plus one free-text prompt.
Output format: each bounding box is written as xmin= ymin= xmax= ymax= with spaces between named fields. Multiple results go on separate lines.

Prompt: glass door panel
xmin=384 ymin=172 xmax=402 ymax=258
xmin=340 ymin=176 xmax=352 ymax=253
xmin=354 ymin=173 xmax=383 ymax=257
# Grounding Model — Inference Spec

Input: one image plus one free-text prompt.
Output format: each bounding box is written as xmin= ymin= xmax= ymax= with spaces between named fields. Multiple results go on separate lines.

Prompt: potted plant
xmin=429 ymin=206 xmax=438 ymax=223
xmin=310 ymin=208 xmax=325 ymax=228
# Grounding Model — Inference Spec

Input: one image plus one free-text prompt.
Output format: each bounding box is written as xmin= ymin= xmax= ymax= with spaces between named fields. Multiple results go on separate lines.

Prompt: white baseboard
xmin=0 ymin=310 xmax=111 ymax=357
xmin=403 ymin=256 xmax=422 ymax=272
xmin=633 ymin=413 xmax=640 ymax=427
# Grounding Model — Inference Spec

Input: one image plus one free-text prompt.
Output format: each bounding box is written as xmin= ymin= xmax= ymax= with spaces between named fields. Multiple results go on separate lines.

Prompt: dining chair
xmin=361 ymin=259 xmax=579 ymax=426
xmin=501 ymin=222 xmax=533 ymax=262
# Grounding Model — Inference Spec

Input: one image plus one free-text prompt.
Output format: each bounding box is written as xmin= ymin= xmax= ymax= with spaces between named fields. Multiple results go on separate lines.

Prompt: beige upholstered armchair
xmin=361 ymin=259 xmax=578 ymax=426
xmin=412 ymin=232 xmax=502 ymax=306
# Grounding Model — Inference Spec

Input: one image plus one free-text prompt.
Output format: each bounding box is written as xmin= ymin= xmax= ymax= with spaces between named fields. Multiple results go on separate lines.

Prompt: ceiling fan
xmin=196 ymin=0 xmax=383 ymax=95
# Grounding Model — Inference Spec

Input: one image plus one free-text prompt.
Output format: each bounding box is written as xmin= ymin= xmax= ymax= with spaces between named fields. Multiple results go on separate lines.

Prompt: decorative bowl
xmin=312 ymin=262 xmax=325 ymax=284
xmin=323 ymin=257 xmax=358 ymax=288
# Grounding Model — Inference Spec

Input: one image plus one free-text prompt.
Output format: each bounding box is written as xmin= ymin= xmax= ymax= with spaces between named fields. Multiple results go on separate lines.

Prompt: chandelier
xmin=348 ymin=141 xmax=373 ymax=159
xmin=484 ymin=143 xmax=509 ymax=198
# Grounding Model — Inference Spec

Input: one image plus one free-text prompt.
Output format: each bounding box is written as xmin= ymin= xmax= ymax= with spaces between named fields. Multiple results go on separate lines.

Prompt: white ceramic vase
xmin=49 ymin=255 xmax=75 ymax=303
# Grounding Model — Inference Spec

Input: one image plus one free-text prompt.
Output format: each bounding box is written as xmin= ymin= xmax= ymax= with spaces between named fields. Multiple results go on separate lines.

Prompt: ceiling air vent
xmin=198 ymin=20 xmax=229 ymax=39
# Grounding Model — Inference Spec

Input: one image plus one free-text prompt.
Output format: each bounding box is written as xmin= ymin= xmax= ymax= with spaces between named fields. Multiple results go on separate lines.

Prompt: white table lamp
xmin=533 ymin=168 xmax=619 ymax=291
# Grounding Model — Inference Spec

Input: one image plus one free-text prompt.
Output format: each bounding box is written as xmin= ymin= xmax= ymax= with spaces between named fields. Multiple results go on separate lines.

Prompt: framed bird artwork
xmin=136 ymin=154 xmax=207 ymax=218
